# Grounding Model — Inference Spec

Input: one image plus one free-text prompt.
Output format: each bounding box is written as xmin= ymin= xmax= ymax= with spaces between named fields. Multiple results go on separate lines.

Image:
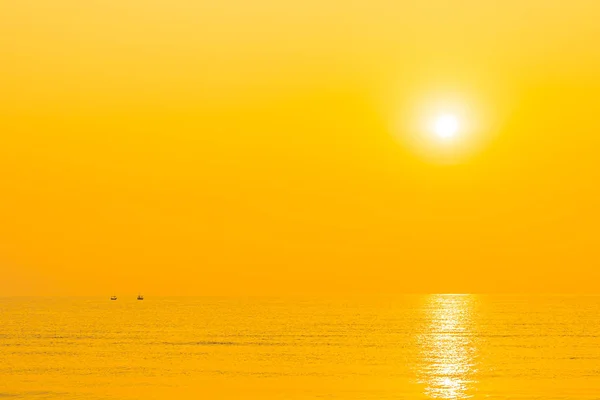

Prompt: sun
xmin=390 ymin=88 xmax=500 ymax=163
xmin=434 ymin=114 xmax=459 ymax=139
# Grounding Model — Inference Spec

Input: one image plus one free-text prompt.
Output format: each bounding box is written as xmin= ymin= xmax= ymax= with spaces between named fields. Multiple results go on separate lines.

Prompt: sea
xmin=1 ymin=295 xmax=599 ymax=399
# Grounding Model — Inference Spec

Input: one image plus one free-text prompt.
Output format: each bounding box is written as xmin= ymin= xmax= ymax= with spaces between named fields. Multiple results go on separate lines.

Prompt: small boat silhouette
xmin=137 ymin=294 xmax=144 ymax=300
xmin=110 ymin=295 xmax=117 ymax=301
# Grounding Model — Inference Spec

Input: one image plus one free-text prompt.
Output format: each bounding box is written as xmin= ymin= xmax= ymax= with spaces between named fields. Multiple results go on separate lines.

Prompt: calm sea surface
xmin=1 ymin=295 xmax=599 ymax=399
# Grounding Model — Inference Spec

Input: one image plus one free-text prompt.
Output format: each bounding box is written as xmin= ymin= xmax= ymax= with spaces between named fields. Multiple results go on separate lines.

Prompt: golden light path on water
xmin=419 ymin=294 xmax=478 ymax=399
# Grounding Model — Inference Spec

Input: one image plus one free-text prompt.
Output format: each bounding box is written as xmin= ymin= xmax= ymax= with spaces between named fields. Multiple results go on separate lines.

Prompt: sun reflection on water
xmin=418 ymin=294 xmax=478 ymax=399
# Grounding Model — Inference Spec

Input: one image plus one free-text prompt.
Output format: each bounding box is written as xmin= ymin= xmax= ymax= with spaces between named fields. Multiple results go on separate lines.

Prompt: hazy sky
xmin=2 ymin=1 xmax=600 ymax=295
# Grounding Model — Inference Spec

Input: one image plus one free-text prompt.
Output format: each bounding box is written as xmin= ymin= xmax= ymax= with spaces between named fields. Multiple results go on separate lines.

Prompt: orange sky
xmin=2 ymin=1 xmax=600 ymax=295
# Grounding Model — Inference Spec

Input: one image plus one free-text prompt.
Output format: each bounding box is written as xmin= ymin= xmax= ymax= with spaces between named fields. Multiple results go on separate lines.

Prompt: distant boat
xmin=110 ymin=295 xmax=117 ymax=301
xmin=137 ymin=294 xmax=144 ymax=300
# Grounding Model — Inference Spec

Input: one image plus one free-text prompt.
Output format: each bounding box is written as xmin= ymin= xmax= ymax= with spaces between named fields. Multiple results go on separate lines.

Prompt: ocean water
xmin=1 ymin=295 xmax=599 ymax=399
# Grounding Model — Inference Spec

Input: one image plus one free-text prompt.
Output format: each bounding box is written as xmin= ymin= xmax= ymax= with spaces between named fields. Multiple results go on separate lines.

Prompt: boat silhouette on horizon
xmin=137 ymin=294 xmax=144 ymax=300
xmin=110 ymin=295 xmax=117 ymax=301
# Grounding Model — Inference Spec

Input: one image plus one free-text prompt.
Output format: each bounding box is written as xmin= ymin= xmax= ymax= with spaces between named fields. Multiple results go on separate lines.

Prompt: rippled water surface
xmin=1 ymin=295 xmax=599 ymax=399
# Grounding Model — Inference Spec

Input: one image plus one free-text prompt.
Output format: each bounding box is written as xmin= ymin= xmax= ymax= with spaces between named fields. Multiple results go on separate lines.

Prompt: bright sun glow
xmin=434 ymin=114 xmax=459 ymax=139
xmin=392 ymin=89 xmax=499 ymax=163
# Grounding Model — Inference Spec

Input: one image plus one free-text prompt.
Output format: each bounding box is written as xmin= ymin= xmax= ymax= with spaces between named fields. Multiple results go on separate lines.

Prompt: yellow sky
xmin=2 ymin=1 xmax=600 ymax=295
